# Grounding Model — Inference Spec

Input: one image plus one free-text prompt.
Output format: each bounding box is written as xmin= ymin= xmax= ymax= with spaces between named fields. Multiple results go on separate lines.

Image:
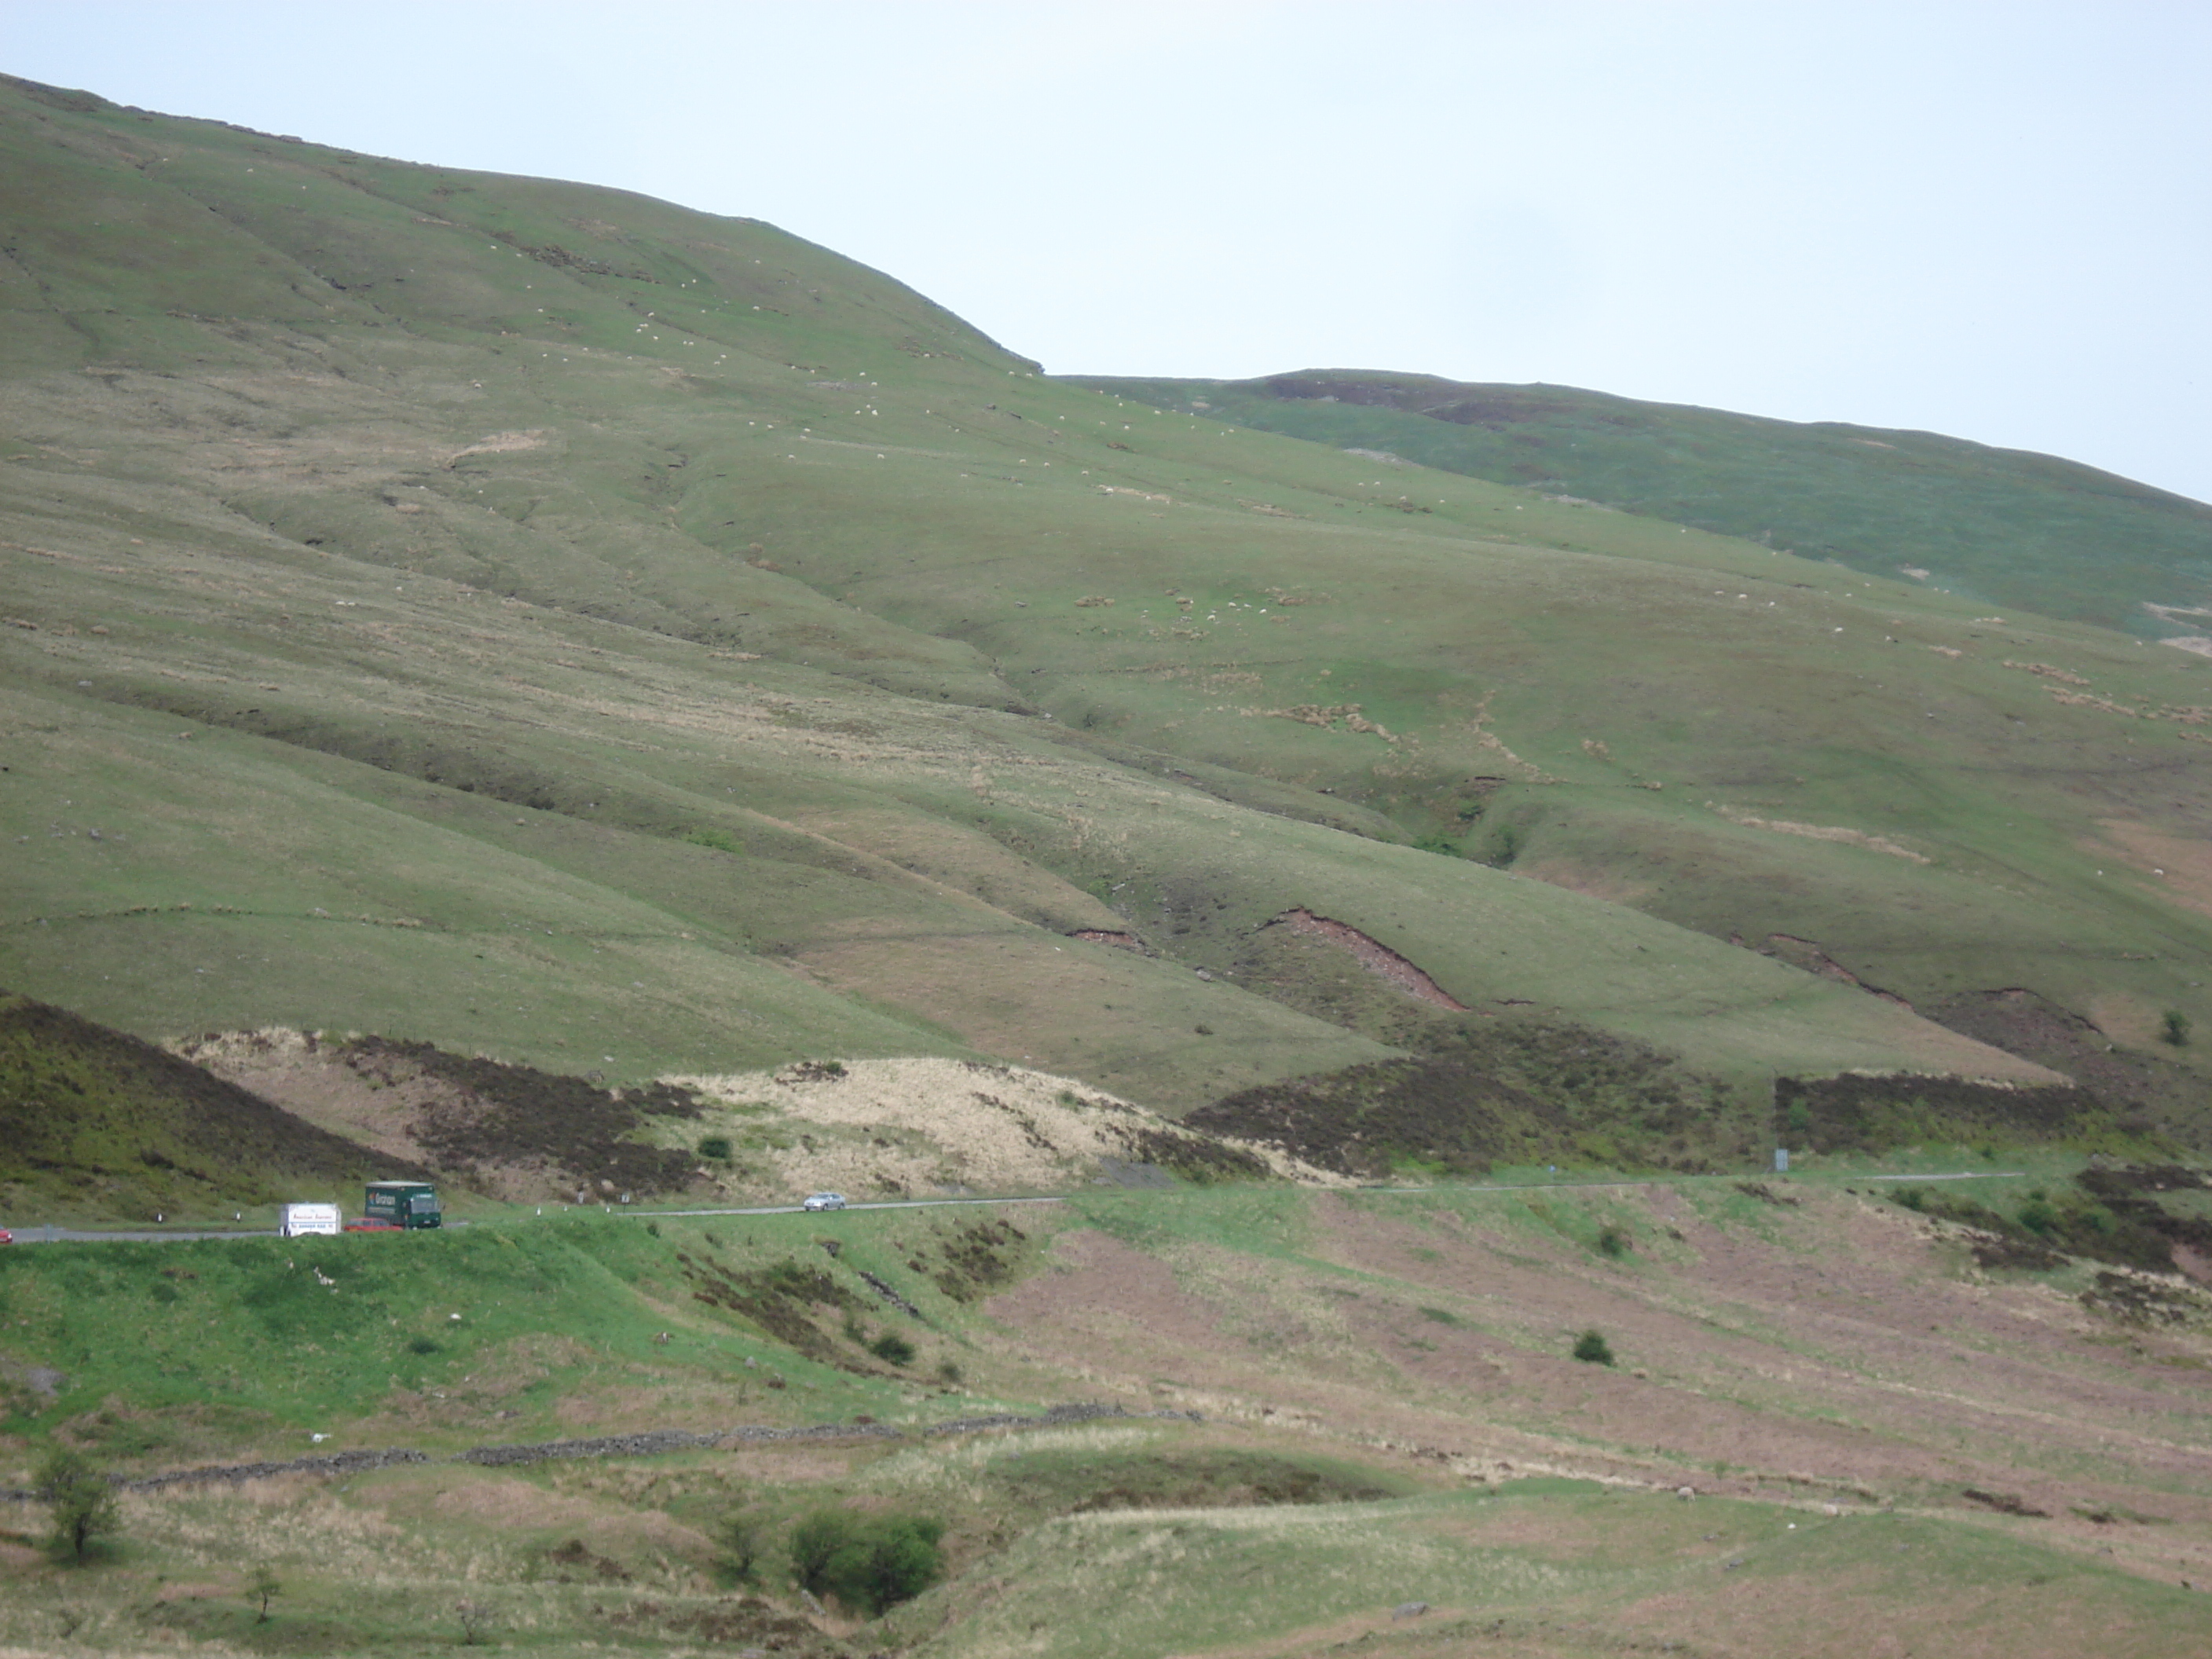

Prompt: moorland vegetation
xmin=1 ymin=70 xmax=2210 ymax=1657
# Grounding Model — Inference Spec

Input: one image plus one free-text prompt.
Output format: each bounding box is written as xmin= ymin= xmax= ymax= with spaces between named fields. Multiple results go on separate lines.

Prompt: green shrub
xmin=789 ymin=1510 xmax=944 ymax=1615
xmin=716 ymin=1511 xmax=764 ymax=1585
xmin=869 ymin=1331 xmax=917 ymax=1366
xmin=1571 ymin=1329 xmax=1614 ymax=1366
xmin=1596 ymin=1225 xmax=1631 ymax=1258
xmin=2162 ymin=1010 xmax=2191 ymax=1046
xmin=37 ymin=1448 xmax=118 ymax=1562
xmin=2017 ymin=1195 xmax=2059 ymax=1236
xmin=698 ymin=1135 xmax=734 ymax=1161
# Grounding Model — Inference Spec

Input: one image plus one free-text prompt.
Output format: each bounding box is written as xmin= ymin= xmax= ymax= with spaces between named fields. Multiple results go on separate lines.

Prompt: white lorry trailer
xmin=279 ymin=1203 xmax=341 ymax=1237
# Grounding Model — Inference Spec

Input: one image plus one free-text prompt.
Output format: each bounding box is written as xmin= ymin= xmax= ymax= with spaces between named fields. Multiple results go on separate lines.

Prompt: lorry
xmin=278 ymin=1203 xmax=342 ymax=1237
xmin=361 ymin=1181 xmax=443 ymax=1229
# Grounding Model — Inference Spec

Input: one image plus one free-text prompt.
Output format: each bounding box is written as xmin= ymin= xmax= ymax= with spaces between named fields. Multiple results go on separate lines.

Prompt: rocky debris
xmin=855 ymin=1268 xmax=922 ymax=1318
xmin=115 ymin=1446 xmax=433 ymax=1494
xmin=1069 ymin=928 xmax=1145 ymax=951
xmin=1961 ymin=1487 xmax=2050 ymax=1518
xmin=462 ymin=1430 xmax=729 ymax=1467
xmin=1262 ymin=909 xmax=1465 ymax=1008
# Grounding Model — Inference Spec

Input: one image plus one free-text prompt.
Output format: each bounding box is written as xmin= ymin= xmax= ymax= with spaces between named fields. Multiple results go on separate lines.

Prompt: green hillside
xmin=4 ymin=1180 xmax=2211 ymax=1656
xmin=0 ymin=991 xmax=416 ymax=1214
xmin=1076 ymin=371 xmax=2212 ymax=638
xmin=4 ymin=71 xmax=2212 ymax=1158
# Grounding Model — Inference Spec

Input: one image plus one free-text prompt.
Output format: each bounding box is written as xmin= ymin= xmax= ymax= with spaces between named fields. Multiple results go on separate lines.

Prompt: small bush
xmin=2018 ymin=1193 xmax=2059 ymax=1236
xmin=698 ymin=1135 xmax=734 ymax=1161
xmin=789 ymin=1510 xmax=944 ymax=1616
xmin=2162 ymin=1010 xmax=2191 ymax=1046
xmin=1571 ymin=1329 xmax=1615 ymax=1366
xmin=935 ymin=1361 xmax=963 ymax=1385
xmin=1596 ymin=1225 xmax=1631 ymax=1258
xmin=38 ymin=1448 xmax=119 ymax=1562
xmin=408 ymin=1337 xmax=441 ymax=1356
xmin=869 ymin=1331 xmax=917 ymax=1366
xmin=716 ymin=1511 xmax=764 ymax=1585
xmin=456 ymin=1599 xmax=493 ymax=1646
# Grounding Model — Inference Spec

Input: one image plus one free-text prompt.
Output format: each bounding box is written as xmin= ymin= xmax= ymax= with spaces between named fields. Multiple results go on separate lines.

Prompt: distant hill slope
xmin=1074 ymin=371 xmax=2212 ymax=638
xmin=2 ymin=74 xmax=2208 ymax=1155
xmin=0 ymin=991 xmax=420 ymax=1214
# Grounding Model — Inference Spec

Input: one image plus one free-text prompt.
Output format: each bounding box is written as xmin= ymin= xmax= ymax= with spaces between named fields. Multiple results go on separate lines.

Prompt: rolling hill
xmin=3 ymin=70 xmax=2211 ymax=1171
xmin=2 ymin=71 xmax=2211 ymax=1659
xmin=1075 ymin=370 xmax=2212 ymax=639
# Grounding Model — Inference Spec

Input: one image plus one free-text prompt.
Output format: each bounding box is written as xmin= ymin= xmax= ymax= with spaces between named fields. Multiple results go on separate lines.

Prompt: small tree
xmin=1572 ymin=1329 xmax=1615 ymax=1367
xmin=249 ymin=1566 xmax=281 ymax=1624
xmin=38 ymin=1448 xmax=119 ymax=1563
xmin=455 ymin=1599 xmax=492 ymax=1646
xmin=717 ymin=1510 xmax=764 ymax=1586
xmin=2162 ymin=1010 xmax=2191 ymax=1047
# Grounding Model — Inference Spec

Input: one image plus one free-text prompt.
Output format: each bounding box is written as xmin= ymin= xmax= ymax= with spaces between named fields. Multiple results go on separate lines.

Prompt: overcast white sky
xmin=9 ymin=2 xmax=2210 ymax=500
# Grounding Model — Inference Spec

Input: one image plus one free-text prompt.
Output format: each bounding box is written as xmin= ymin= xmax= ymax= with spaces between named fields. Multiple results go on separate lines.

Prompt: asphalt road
xmin=3 ymin=1172 xmax=2027 ymax=1246
xmin=4 ymin=1193 xmax=1072 ymax=1244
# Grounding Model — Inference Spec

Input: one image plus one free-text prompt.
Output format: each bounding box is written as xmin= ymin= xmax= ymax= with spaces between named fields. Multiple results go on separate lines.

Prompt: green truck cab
xmin=363 ymin=1181 xmax=443 ymax=1229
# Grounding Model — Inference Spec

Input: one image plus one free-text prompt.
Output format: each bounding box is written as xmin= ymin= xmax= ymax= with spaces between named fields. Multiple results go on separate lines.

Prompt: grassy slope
xmin=0 ymin=75 xmax=2092 ymax=1120
xmin=0 ymin=991 xmax=420 ymax=1214
xmin=1077 ymin=369 xmax=2212 ymax=636
xmin=7 ymin=76 xmax=2212 ymax=1135
xmin=2 ymin=1180 xmax=2208 ymax=1655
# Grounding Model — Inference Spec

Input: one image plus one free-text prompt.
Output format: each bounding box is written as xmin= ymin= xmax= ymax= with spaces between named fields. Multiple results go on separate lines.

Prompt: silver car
xmin=801 ymin=1192 xmax=848 ymax=1212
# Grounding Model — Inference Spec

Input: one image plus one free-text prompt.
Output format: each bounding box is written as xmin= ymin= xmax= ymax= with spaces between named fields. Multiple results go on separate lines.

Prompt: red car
xmin=342 ymin=1218 xmax=403 ymax=1233
xmin=0 ymin=1229 xmax=12 ymax=1245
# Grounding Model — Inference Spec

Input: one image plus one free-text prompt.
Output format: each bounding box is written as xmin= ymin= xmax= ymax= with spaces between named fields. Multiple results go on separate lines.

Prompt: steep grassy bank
xmin=0 ymin=991 xmax=417 ymax=1217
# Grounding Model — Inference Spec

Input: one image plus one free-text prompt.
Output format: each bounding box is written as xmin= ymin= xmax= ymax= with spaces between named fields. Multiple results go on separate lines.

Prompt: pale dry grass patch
xmin=1711 ymin=804 xmax=1930 ymax=863
xmin=134 ymin=1483 xmax=419 ymax=1583
xmin=866 ymin=1422 xmax=1166 ymax=1500
xmin=664 ymin=1057 xmax=1332 ymax=1195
